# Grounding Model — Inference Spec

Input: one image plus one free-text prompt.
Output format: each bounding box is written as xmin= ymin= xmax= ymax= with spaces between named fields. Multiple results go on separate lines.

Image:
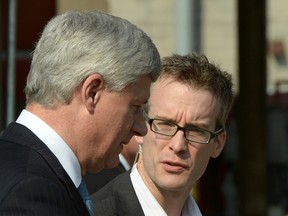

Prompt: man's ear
xmin=81 ymin=73 xmax=104 ymax=113
xmin=211 ymin=131 xmax=227 ymax=158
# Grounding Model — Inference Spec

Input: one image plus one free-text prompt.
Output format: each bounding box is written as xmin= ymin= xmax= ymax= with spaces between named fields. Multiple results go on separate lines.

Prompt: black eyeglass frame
xmin=142 ymin=109 xmax=224 ymax=144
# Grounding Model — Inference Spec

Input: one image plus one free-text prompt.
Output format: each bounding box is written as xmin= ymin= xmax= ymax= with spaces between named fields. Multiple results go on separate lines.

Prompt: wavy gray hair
xmin=25 ymin=11 xmax=161 ymax=108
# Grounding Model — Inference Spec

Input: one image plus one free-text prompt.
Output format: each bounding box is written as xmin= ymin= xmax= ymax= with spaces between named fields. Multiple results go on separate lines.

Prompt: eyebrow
xmin=152 ymin=115 xmax=210 ymax=130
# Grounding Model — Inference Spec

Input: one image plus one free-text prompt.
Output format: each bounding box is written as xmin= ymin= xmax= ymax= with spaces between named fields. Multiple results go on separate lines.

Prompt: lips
xmin=162 ymin=160 xmax=189 ymax=173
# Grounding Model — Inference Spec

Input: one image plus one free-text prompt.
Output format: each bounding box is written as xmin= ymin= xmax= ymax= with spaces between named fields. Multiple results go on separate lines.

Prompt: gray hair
xmin=25 ymin=11 xmax=161 ymax=107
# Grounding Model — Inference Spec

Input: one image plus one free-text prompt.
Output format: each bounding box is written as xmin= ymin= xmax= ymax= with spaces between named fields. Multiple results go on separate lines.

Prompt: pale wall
xmin=56 ymin=0 xmax=288 ymax=93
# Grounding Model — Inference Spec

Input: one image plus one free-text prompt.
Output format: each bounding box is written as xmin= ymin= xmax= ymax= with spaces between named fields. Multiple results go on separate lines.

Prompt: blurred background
xmin=0 ymin=0 xmax=287 ymax=215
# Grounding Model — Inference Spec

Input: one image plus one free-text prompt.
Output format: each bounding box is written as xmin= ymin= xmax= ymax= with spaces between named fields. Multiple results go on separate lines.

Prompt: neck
xmin=137 ymin=161 xmax=189 ymax=216
xmin=158 ymin=189 xmax=189 ymax=216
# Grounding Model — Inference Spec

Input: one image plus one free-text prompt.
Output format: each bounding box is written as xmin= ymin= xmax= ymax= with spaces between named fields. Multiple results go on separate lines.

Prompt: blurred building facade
xmin=59 ymin=0 xmax=288 ymax=94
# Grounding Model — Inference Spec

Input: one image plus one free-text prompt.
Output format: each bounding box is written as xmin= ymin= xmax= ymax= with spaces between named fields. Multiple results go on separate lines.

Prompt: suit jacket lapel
xmin=114 ymin=172 xmax=145 ymax=216
xmin=1 ymin=122 xmax=90 ymax=216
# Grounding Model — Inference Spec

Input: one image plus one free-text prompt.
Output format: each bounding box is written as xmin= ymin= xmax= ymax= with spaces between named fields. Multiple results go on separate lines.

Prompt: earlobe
xmin=82 ymin=73 xmax=104 ymax=113
xmin=211 ymin=132 xmax=226 ymax=158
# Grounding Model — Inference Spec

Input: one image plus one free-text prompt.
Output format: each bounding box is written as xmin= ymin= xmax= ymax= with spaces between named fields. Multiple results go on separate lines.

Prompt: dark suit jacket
xmin=84 ymin=163 xmax=126 ymax=195
xmin=0 ymin=122 xmax=90 ymax=216
xmin=92 ymin=171 xmax=145 ymax=216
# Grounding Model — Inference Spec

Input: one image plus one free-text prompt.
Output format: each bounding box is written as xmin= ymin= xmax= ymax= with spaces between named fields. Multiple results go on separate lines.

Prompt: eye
xmin=188 ymin=128 xmax=206 ymax=135
xmin=154 ymin=120 xmax=175 ymax=129
xmin=132 ymin=105 xmax=142 ymax=114
xmin=186 ymin=128 xmax=209 ymax=141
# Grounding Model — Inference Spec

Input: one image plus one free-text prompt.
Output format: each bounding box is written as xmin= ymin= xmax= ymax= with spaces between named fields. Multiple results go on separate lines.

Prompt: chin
xmin=159 ymin=183 xmax=185 ymax=192
xmin=157 ymin=177 xmax=188 ymax=191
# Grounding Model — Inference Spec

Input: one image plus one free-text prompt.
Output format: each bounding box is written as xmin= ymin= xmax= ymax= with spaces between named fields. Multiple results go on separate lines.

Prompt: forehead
xmin=149 ymin=77 xmax=220 ymax=123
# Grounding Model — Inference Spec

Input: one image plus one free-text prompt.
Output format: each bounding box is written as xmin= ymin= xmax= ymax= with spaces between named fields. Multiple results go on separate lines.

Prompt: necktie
xmin=78 ymin=179 xmax=93 ymax=216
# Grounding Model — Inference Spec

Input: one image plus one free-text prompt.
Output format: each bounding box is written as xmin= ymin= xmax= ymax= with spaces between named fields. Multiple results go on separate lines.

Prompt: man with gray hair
xmin=0 ymin=11 xmax=160 ymax=215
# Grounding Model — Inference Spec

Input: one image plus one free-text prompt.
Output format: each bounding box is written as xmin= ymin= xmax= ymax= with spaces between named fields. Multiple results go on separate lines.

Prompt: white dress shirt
xmin=16 ymin=109 xmax=82 ymax=188
xmin=130 ymin=164 xmax=202 ymax=216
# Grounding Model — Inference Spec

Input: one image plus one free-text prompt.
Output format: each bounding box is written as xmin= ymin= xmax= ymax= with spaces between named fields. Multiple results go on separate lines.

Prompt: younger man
xmin=92 ymin=53 xmax=234 ymax=215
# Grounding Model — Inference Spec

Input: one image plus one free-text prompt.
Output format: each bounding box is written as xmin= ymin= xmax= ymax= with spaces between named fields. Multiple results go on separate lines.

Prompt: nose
xmin=132 ymin=108 xmax=148 ymax=136
xmin=168 ymin=130 xmax=187 ymax=153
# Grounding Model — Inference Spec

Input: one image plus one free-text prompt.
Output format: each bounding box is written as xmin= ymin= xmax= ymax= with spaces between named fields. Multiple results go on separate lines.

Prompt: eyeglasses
xmin=143 ymin=110 xmax=224 ymax=144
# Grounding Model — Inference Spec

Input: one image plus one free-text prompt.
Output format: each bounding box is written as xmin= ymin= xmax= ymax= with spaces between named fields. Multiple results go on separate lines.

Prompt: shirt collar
xmin=131 ymin=164 xmax=167 ymax=216
xmin=16 ymin=109 xmax=82 ymax=187
xmin=119 ymin=153 xmax=131 ymax=171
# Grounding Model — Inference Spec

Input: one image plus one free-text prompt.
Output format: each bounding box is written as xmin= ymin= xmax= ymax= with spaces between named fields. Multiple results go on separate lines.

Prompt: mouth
xmin=162 ymin=160 xmax=189 ymax=173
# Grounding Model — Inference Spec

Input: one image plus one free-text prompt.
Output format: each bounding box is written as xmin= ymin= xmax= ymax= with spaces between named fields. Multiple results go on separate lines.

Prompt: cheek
xmin=110 ymin=110 xmax=132 ymax=132
xmin=142 ymin=145 xmax=155 ymax=165
xmin=190 ymin=148 xmax=212 ymax=178
xmin=142 ymin=134 xmax=167 ymax=169
xmin=117 ymin=109 xmax=134 ymax=128
xmin=142 ymin=149 xmax=158 ymax=184
xmin=142 ymin=137 xmax=157 ymax=164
